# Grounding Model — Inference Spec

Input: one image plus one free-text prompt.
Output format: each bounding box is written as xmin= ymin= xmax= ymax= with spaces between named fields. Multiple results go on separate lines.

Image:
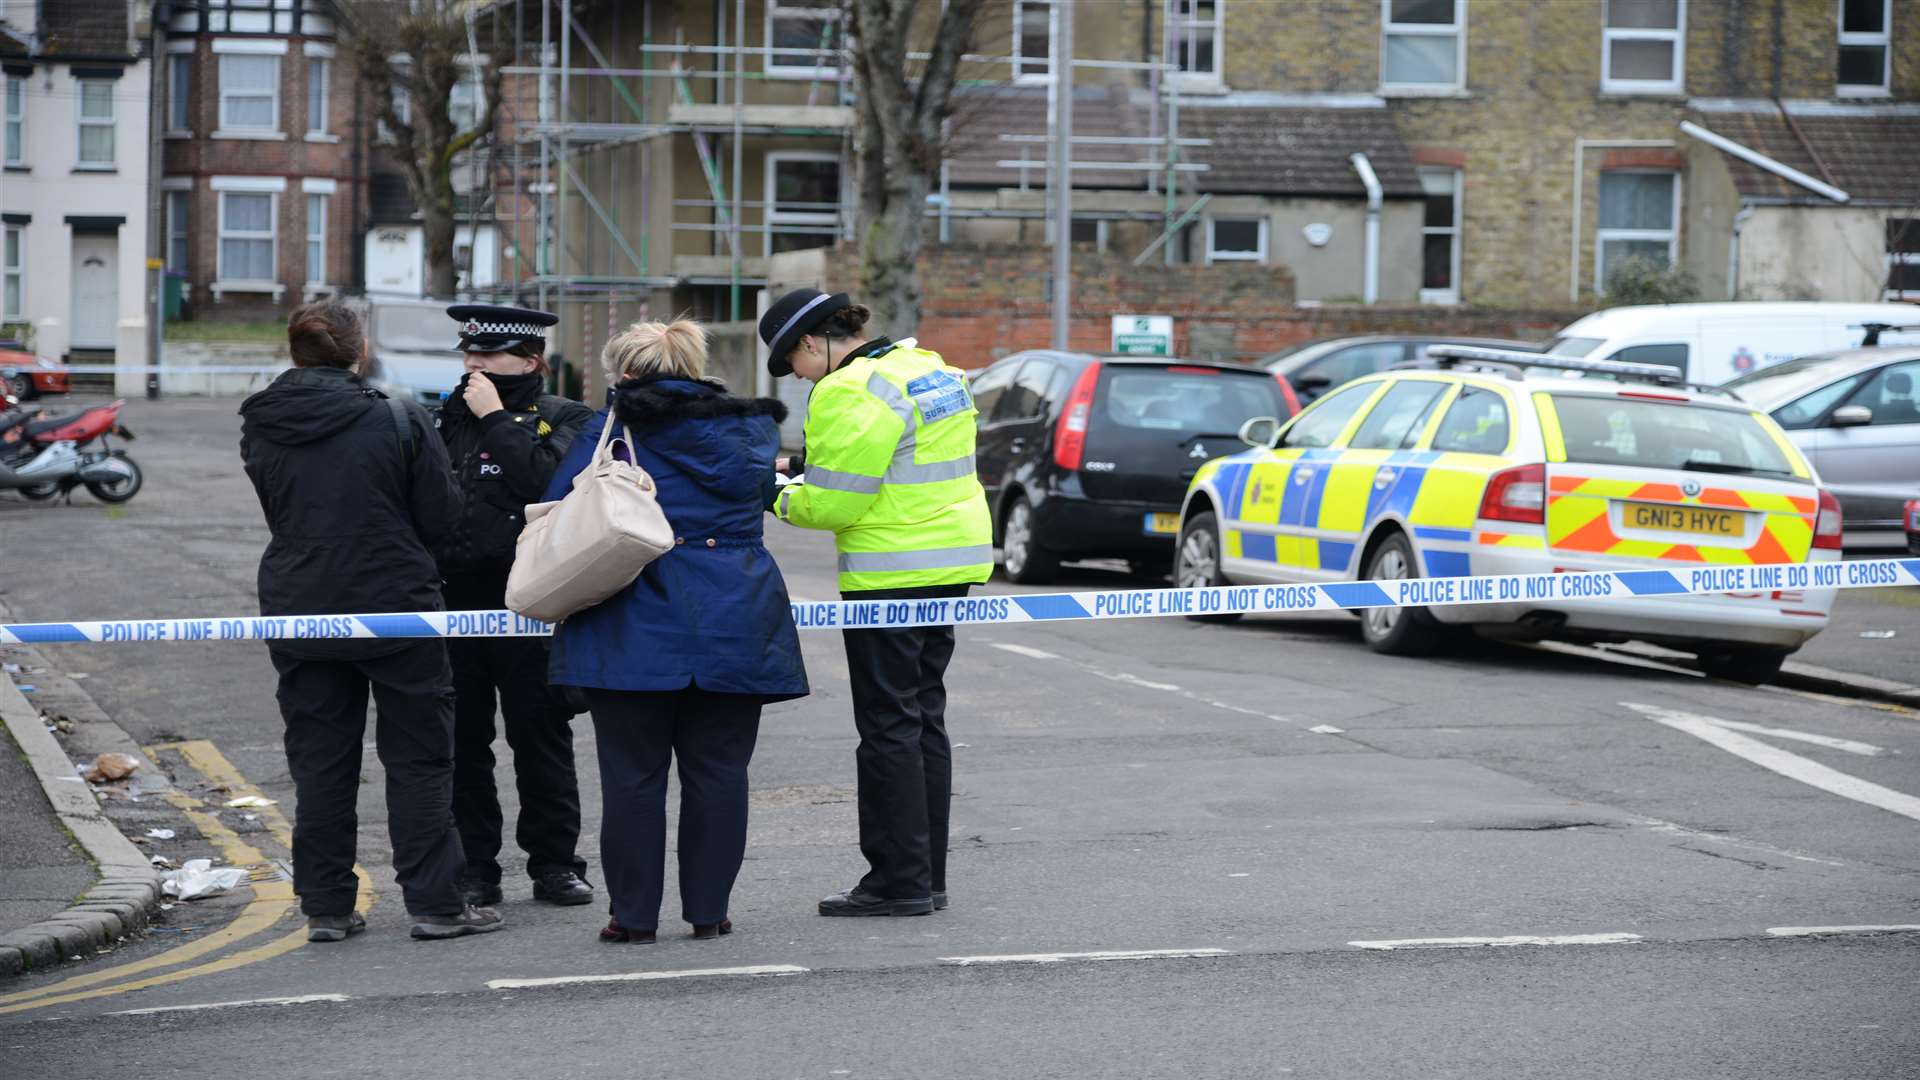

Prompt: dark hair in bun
xmin=287 ymin=302 xmax=366 ymax=370
xmin=815 ymin=304 xmax=871 ymax=341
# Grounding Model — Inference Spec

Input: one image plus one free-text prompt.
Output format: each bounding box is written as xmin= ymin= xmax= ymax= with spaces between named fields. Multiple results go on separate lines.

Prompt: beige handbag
xmin=505 ymin=415 xmax=675 ymax=623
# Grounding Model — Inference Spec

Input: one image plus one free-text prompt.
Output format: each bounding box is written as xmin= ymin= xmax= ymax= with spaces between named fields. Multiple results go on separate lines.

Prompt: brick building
xmin=158 ymin=0 xmax=363 ymax=321
xmin=1 ymin=0 xmax=153 ymax=391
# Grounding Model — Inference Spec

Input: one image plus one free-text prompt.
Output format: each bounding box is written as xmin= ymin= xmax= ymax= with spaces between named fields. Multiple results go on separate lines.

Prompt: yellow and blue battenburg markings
xmin=6 ymin=559 xmax=1917 ymax=641
xmin=1212 ymin=447 xmax=1502 ymax=577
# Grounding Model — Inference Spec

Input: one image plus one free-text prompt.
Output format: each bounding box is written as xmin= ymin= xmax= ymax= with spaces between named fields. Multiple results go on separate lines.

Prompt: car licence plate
xmin=1144 ymin=512 xmax=1181 ymax=536
xmin=1622 ymin=501 xmax=1745 ymax=539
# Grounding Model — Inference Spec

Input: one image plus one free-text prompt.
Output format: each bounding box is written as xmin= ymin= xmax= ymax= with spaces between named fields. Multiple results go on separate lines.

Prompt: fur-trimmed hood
xmin=612 ymin=375 xmax=788 ymax=428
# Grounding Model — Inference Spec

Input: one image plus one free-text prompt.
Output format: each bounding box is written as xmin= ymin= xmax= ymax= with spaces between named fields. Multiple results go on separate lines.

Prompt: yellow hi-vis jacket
xmin=775 ymin=339 xmax=993 ymax=593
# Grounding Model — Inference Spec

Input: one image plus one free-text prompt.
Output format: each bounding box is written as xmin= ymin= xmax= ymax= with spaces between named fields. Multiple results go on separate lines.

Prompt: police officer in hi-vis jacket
xmin=759 ymin=289 xmax=992 ymax=917
xmin=435 ymin=304 xmax=596 ymax=909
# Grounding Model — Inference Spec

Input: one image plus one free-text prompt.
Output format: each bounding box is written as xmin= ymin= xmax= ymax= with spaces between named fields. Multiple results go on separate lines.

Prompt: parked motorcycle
xmin=0 ymin=397 xmax=143 ymax=504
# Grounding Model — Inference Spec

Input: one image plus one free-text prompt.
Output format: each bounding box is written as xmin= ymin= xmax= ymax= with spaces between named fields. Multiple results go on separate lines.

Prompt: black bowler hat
xmin=446 ymin=303 xmax=560 ymax=353
xmin=759 ymin=288 xmax=849 ymax=376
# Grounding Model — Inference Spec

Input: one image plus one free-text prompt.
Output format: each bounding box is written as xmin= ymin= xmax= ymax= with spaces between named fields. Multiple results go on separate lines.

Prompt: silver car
xmin=1725 ymin=347 xmax=1920 ymax=549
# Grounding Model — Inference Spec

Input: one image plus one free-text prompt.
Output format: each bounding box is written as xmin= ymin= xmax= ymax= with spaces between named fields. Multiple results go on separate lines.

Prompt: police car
xmin=1174 ymin=346 xmax=1842 ymax=683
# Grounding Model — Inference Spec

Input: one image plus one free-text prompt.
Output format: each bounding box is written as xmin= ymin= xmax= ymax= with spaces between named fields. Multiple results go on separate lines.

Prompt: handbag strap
xmin=576 ymin=410 xmax=639 ymax=489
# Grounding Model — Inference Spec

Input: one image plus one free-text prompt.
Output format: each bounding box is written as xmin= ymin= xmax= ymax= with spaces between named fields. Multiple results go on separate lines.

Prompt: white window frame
xmin=1837 ymin=0 xmax=1892 ymax=97
xmin=165 ymin=56 xmax=191 ymax=135
xmin=306 ymin=56 xmax=329 ymax=134
xmin=304 ymin=192 xmax=329 ymax=292
xmin=1203 ymin=216 xmax=1267 ymax=265
xmin=212 ymin=177 xmax=285 ymax=299
xmin=165 ymin=188 xmax=190 ymax=274
xmin=1171 ymin=0 xmax=1226 ymax=89
xmin=1593 ymin=169 xmax=1681 ymax=294
xmin=2 ymin=224 xmax=23 ymax=321
xmin=3 ymin=75 xmax=23 ymax=167
xmin=218 ymin=53 xmax=282 ymax=135
xmin=1601 ymin=0 xmax=1686 ymax=95
xmin=1420 ymin=166 xmax=1462 ymax=305
xmin=765 ymin=1 xmax=843 ymax=80
xmin=763 ymin=150 xmax=841 ymax=257
xmin=1012 ymin=0 xmax=1055 ymax=85
xmin=1380 ymin=0 xmax=1466 ymax=96
xmin=75 ymin=78 xmax=116 ymax=169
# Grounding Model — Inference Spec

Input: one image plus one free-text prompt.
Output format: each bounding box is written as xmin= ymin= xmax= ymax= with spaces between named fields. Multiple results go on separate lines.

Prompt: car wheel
xmin=5 ymin=372 xmax=33 ymax=400
xmin=1359 ymin=532 xmax=1441 ymax=656
xmin=1696 ymin=647 xmax=1789 ymax=686
xmin=1000 ymin=495 xmax=1059 ymax=585
xmin=1175 ymin=511 xmax=1241 ymax=624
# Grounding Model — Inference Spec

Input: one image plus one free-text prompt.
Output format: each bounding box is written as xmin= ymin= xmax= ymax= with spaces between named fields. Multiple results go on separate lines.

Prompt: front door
xmin=70 ymin=234 xmax=118 ymax=350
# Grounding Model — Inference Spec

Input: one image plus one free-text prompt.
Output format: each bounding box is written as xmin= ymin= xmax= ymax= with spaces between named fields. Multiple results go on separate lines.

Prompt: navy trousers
xmin=586 ymin=688 xmax=762 ymax=930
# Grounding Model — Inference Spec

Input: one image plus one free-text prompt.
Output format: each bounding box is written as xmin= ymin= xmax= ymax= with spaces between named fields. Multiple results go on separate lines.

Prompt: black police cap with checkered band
xmin=446 ymin=304 xmax=560 ymax=353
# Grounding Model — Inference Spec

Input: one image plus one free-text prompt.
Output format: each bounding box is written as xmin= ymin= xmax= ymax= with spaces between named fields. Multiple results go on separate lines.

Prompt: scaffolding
xmin=479 ymin=0 xmax=1214 ymax=372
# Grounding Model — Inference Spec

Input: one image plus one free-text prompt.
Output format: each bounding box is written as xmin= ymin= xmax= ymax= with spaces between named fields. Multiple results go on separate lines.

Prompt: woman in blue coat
xmin=543 ymin=320 xmax=807 ymax=944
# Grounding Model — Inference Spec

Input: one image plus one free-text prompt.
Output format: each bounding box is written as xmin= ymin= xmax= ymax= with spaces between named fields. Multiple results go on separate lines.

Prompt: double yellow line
xmin=0 ymin=740 xmax=372 ymax=1015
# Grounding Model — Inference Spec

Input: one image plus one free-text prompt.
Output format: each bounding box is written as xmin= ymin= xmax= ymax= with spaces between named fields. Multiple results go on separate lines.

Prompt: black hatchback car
xmin=970 ymin=351 xmax=1299 ymax=584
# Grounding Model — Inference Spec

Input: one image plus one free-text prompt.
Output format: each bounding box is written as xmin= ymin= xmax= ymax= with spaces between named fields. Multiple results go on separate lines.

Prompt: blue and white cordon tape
xmin=3 ymin=559 xmax=1917 ymax=645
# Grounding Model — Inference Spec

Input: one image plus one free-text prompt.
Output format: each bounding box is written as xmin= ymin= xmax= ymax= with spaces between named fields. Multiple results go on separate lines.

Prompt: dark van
xmin=970 ymin=351 xmax=1298 ymax=584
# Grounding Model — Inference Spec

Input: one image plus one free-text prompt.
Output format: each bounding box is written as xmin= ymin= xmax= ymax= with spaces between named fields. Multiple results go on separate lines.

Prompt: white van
xmin=1545 ymin=302 xmax=1920 ymax=386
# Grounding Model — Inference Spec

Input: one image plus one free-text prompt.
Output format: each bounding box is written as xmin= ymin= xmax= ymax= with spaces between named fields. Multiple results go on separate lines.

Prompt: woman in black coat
xmin=434 ymin=304 xmax=596 ymax=910
xmin=239 ymin=301 xmax=499 ymax=942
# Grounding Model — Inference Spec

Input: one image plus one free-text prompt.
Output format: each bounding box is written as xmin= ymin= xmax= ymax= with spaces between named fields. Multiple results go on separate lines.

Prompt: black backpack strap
xmin=386 ymin=397 xmax=417 ymax=461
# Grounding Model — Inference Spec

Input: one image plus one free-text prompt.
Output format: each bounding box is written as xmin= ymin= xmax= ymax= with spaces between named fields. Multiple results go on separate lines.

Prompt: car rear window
xmin=1102 ymin=370 xmax=1279 ymax=433
xmin=1550 ymin=394 xmax=1796 ymax=477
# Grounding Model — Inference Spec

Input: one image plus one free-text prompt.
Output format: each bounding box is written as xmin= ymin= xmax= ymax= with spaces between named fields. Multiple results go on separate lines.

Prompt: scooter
xmin=0 ymin=397 xmax=143 ymax=504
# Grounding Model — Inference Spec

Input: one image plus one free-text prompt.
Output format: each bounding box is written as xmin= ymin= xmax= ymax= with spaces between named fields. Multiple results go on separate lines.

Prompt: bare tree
xmin=339 ymin=1 xmax=502 ymax=300
xmin=848 ymin=0 xmax=989 ymax=333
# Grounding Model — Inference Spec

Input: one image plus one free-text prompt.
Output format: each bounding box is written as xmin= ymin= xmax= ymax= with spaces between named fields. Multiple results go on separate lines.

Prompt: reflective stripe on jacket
xmin=775 ymin=342 xmax=993 ymax=592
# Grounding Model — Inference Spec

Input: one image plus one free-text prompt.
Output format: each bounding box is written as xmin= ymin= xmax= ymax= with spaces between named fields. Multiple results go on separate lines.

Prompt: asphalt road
xmin=2 ymin=396 xmax=1916 ymax=1078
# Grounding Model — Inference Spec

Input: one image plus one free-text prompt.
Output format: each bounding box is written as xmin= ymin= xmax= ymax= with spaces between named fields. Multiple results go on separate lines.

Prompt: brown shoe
xmin=600 ymin=918 xmax=655 ymax=944
xmin=691 ymin=919 xmax=733 ymax=940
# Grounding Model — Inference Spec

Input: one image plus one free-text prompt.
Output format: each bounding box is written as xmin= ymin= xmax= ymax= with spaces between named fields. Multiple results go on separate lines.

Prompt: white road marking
xmin=989 ymin=642 xmax=1304 ymax=726
xmin=990 ymin=643 xmax=1060 ymax=661
xmin=486 ymin=964 xmax=807 ymax=990
xmin=1350 ymin=933 xmax=1642 ymax=951
xmin=1766 ymin=925 xmax=1920 ymax=938
xmin=1309 ymin=724 xmax=1345 ymax=734
xmin=111 ymin=994 xmax=349 ymax=1015
xmin=1698 ymin=718 xmax=1887 ymax=757
xmin=939 ymin=948 xmax=1230 ymax=966
xmin=1626 ymin=702 xmax=1920 ymax=823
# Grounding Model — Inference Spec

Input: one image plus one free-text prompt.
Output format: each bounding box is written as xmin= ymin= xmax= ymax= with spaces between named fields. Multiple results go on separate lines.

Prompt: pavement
xmin=0 ymin=395 xmax=1916 ymax=1077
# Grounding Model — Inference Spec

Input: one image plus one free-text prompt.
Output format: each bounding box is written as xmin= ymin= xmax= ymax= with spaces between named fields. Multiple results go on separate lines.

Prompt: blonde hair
xmin=603 ymin=319 xmax=708 ymax=382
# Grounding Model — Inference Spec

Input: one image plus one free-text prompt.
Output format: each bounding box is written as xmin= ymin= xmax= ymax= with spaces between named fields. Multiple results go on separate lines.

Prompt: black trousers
xmin=271 ymin=642 xmax=466 ymax=918
xmin=841 ymin=584 xmax=968 ymax=900
xmin=586 ymin=688 xmax=762 ymax=930
xmin=445 ymin=574 xmax=585 ymax=885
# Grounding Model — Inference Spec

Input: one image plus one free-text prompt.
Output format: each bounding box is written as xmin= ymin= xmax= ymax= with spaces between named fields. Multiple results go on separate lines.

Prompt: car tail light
xmin=1479 ymin=463 xmax=1546 ymax=525
xmin=1617 ymin=390 xmax=1690 ymax=403
xmin=1275 ymin=373 xmax=1301 ymax=416
xmin=1052 ymin=361 xmax=1103 ymax=471
xmin=1165 ymin=365 xmax=1217 ymax=375
xmin=1905 ymin=498 xmax=1920 ymax=533
xmin=1813 ymin=489 xmax=1845 ymax=550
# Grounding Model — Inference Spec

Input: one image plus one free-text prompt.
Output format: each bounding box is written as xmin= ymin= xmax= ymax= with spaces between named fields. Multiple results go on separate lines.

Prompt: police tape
xmin=3 ymin=559 xmax=1917 ymax=645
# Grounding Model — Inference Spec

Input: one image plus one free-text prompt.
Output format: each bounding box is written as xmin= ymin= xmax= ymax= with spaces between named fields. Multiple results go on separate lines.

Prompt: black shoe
xmin=460 ymin=878 xmax=504 ymax=907
xmin=818 ymin=886 xmax=934 ymax=917
xmin=531 ymin=871 xmax=594 ymax=906
xmin=933 ymin=891 xmax=949 ymax=911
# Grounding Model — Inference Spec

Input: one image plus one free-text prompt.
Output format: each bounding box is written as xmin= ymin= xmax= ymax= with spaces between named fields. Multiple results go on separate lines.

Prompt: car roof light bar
xmin=1426 ymin=344 xmax=1684 ymax=383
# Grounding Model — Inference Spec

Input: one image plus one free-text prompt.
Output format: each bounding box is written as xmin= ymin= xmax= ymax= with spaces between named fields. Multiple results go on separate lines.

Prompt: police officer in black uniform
xmin=436 ymin=304 xmax=597 ymax=908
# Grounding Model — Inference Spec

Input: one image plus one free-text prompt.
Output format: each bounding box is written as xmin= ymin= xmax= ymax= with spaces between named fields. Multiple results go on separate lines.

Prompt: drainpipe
xmin=1727 ymin=203 xmax=1756 ymax=300
xmin=1349 ymin=152 xmax=1381 ymax=305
